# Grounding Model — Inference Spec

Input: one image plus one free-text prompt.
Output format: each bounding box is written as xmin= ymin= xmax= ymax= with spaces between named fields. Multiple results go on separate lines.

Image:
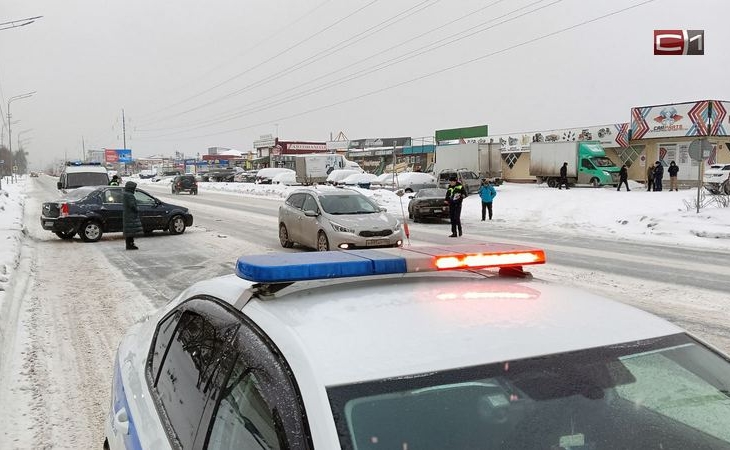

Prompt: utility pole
xmin=122 ymin=109 xmax=127 ymax=150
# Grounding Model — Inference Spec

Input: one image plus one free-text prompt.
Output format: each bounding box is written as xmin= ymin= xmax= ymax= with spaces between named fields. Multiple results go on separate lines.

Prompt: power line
xmin=137 ymin=0 xmax=556 ymax=135
xmin=136 ymin=0 xmax=378 ymax=123
xmin=137 ymin=0 xmax=656 ymax=142
xmin=136 ymin=0 xmax=441 ymax=128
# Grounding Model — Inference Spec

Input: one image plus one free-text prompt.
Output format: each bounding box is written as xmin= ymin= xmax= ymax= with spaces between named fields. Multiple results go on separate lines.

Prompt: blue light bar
xmin=236 ymin=250 xmax=407 ymax=283
xmin=236 ymin=244 xmax=546 ymax=283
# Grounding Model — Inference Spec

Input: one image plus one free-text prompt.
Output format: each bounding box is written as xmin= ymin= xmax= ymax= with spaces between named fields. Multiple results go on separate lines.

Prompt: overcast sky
xmin=1 ymin=0 xmax=727 ymax=168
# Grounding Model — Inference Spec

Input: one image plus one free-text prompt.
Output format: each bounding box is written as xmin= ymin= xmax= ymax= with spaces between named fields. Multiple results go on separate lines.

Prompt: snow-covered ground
xmin=1 ymin=176 xmax=729 ymax=304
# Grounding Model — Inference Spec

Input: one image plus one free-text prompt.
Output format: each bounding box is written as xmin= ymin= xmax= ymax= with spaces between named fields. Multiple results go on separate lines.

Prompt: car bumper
xmin=183 ymin=214 xmax=194 ymax=226
xmin=329 ymin=229 xmax=404 ymax=249
xmin=40 ymin=216 xmax=80 ymax=233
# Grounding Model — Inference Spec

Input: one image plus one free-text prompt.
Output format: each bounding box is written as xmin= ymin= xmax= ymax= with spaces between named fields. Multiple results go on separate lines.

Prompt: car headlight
xmin=603 ymin=171 xmax=611 ymax=176
xmin=395 ymin=221 xmax=403 ymax=231
xmin=331 ymin=222 xmax=354 ymax=233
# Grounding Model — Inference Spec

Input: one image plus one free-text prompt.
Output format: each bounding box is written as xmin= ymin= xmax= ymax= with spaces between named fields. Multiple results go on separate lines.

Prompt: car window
xmin=102 ymin=188 xmax=123 ymax=204
xmin=65 ymin=172 xmax=109 ymax=188
xmin=582 ymin=159 xmax=594 ymax=169
xmin=149 ymin=310 xmax=182 ymax=383
xmin=207 ymin=362 xmax=281 ymax=450
xmin=134 ymin=191 xmax=157 ymax=206
xmin=319 ymin=194 xmax=378 ymax=214
xmin=286 ymin=193 xmax=306 ymax=209
xmin=302 ymin=195 xmax=318 ymax=213
xmin=153 ymin=307 xmax=240 ymax=449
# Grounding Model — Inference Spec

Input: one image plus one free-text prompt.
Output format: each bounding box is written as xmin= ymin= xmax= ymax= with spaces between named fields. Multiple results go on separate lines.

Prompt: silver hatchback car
xmin=278 ymin=187 xmax=404 ymax=251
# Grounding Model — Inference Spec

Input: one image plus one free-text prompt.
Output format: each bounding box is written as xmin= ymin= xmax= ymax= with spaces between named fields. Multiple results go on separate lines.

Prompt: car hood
xmin=326 ymin=212 xmax=399 ymax=229
xmin=704 ymin=169 xmax=729 ymax=176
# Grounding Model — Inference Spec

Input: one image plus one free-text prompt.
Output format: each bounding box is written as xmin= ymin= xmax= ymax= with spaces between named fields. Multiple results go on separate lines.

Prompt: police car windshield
xmin=66 ymin=172 xmax=109 ymax=188
xmin=328 ymin=333 xmax=730 ymax=449
xmin=319 ymin=194 xmax=379 ymax=215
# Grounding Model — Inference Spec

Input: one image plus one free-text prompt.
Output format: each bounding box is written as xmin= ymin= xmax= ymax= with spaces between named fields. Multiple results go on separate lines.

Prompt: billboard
xmin=628 ymin=100 xmax=730 ymax=139
xmin=104 ymin=148 xmax=132 ymax=163
xmin=435 ymin=125 xmax=488 ymax=143
xmin=348 ymin=137 xmax=411 ymax=149
xmin=488 ymin=123 xmax=629 ymax=152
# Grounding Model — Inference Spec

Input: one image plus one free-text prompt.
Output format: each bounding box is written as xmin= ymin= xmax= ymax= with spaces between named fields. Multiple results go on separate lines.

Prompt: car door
xmin=299 ymin=194 xmax=321 ymax=248
xmin=196 ymin=313 xmax=312 ymax=450
xmin=100 ymin=188 xmax=124 ymax=232
xmin=134 ymin=190 xmax=166 ymax=229
xmin=281 ymin=193 xmax=306 ymax=243
xmin=146 ymin=298 xmax=241 ymax=449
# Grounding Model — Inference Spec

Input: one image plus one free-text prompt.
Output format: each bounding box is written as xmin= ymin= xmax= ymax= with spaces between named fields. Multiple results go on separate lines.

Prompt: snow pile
xmin=0 ymin=178 xmax=26 ymax=295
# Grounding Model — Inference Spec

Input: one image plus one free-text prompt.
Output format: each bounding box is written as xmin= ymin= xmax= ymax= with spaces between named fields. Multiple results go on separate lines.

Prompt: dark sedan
xmin=407 ymin=188 xmax=450 ymax=222
xmin=40 ymin=186 xmax=194 ymax=242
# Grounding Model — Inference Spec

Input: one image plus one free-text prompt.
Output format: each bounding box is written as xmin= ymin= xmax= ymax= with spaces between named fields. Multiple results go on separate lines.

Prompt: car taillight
xmin=60 ymin=203 xmax=69 ymax=217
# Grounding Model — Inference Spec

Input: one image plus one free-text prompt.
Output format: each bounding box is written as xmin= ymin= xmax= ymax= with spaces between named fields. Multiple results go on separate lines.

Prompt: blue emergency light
xmin=235 ymin=244 xmax=546 ymax=284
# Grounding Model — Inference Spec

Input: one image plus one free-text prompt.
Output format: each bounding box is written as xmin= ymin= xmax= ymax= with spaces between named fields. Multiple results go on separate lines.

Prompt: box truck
xmin=529 ymin=141 xmax=620 ymax=188
xmin=432 ymin=143 xmax=503 ymax=184
xmin=295 ymin=154 xmax=361 ymax=184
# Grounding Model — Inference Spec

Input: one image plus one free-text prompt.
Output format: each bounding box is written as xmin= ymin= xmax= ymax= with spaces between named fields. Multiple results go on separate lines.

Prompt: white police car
xmin=105 ymin=244 xmax=730 ymax=449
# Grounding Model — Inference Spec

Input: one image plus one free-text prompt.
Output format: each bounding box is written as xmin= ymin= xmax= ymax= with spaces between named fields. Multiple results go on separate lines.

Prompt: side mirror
xmin=408 ymin=195 xmax=414 ymax=199
xmin=304 ymin=209 xmax=318 ymax=217
xmin=57 ymin=181 xmax=62 ymax=189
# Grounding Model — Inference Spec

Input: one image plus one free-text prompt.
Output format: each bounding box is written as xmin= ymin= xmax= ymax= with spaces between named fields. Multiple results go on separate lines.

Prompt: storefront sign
xmin=348 ymin=137 xmax=411 ymax=149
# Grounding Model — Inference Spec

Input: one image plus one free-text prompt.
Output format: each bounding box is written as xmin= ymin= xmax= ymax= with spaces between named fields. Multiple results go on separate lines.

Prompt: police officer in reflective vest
xmin=444 ymin=176 xmax=467 ymax=237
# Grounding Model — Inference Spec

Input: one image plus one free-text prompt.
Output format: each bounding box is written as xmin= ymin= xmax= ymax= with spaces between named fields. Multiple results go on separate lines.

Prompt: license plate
xmin=366 ymin=239 xmax=390 ymax=246
xmin=44 ymin=221 xmax=54 ymax=227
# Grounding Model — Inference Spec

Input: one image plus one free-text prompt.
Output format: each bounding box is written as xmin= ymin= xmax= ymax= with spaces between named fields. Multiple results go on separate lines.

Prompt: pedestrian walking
xmin=617 ymin=165 xmax=630 ymax=191
xmin=444 ymin=176 xmax=467 ymax=237
xmin=109 ymin=175 xmax=120 ymax=186
xmin=668 ymin=161 xmax=679 ymax=191
xmin=653 ymin=161 xmax=664 ymax=191
xmin=646 ymin=164 xmax=654 ymax=191
xmin=122 ymin=181 xmax=143 ymax=250
xmin=478 ymin=178 xmax=497 ymax=220
xmin=557 ymin=162 xmax=570 ymax=189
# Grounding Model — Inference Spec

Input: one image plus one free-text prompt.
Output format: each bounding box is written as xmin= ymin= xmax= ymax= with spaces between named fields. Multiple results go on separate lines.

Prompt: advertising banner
xmin=105 ymin=149 xmax=132 ymax=163
xmin=710 ymin=101 xmax=729 ymax=136
xmin=348 ymin=137 xmax=411 ymax=149
xmin=487 ymin=123 xmax=628 ymax=152
xmin=630 ymin=101 xmax=713 ymax=140
xmin=435 ymin=125 xmax=488 ymax=143
xmin=104 ymin=149 xmax=118 ymax=163
xmin=117 ymin=149 xmax=132 ymax=163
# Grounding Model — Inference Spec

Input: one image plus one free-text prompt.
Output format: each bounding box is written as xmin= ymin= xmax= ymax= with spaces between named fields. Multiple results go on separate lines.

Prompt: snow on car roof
xmin=244 ymin=275 xmax=681 ymax=386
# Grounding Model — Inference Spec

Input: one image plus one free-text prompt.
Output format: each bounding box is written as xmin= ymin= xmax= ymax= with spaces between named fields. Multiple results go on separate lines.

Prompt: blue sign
xmin=117 ymin=149 xmax=132 ymax=163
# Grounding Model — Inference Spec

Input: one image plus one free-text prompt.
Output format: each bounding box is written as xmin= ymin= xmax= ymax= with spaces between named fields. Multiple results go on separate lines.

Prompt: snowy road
xmin=0 ymin=178 xmax=728 ymax=448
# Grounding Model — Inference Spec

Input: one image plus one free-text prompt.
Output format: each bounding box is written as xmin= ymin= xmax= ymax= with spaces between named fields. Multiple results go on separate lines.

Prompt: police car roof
xmin=187 ymin=269 xmax=681 ymax=387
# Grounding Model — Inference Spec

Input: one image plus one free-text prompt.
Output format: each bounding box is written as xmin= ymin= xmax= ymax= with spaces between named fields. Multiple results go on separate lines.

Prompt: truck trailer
xmin=529 ymin=141 xmax=620 ymax=188
xmin=432 ymin=143 xmax=503 ymax=183
xmin=295 ymin=154 xmax=361 ymax=185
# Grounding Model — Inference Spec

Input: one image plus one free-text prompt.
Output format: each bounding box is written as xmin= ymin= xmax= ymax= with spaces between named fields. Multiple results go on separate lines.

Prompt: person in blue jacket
xmin=478 ymin=178 xmax=497 ymax=221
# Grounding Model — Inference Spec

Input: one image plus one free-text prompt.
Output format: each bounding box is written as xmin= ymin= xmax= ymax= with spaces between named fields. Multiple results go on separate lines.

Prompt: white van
xmin=57 ymin=163 xmax=110 ymax=191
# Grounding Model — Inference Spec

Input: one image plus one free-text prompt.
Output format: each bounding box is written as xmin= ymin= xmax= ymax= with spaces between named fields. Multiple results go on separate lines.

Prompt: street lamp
xmin=7 ymin=91 xmax=36 ymax=182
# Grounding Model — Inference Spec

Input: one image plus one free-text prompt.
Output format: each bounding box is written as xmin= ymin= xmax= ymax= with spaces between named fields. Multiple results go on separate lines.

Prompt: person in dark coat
xmin=653 ymin=161 xmax=664 ymax=191
xmin=617 ymin=164 xmax=630 ymax=191
xmin=646 ymin=164 xmax=654 ymax=191
xmin=444 ymin=176 xmax=467 ymax=237
xmin=557 ymin=162 xmax=569 ymax=189
xmin=123 ymin=181 xmax=143 ymax=250
xmin=109 ymin=175 xmax=120 ymax=186
xmin=668 ymin=161 xmax=679 ymax=191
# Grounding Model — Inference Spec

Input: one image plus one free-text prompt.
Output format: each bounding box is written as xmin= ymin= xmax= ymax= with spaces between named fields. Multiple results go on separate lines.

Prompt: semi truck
xmin=295 ymin=154 xmax=361 ymax=184
xmin=432 ymin=143 xmax=503 ymax=184
xmin=529 ymin=141 xmax=620 ymax=188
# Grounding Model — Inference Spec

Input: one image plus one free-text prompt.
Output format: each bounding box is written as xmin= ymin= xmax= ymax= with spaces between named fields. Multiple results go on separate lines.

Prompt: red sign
xmin=654 ymin=30 xmax=704 ymax=55
xmin=104 ymin=149 xmax=118 ymax=163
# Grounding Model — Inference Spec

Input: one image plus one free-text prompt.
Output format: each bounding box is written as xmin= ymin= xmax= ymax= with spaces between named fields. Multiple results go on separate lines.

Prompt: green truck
xmin=529 ymin=141 xmax=620 ymax=188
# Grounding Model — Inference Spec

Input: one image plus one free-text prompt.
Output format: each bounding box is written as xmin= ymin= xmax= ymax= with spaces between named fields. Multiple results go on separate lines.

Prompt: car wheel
xmin=591 ymin=178 xmax=600 ymax=188
xmin=316 ymin=231 xmax=330 ymax=251
xmin=279 ymin=223 xmax=294 ymax=248
xmin=192 ymin=190 xmax=198 ymax=195
xmin=79 ymin=221 xmax=102 ymax=242
xmin=168 ymin=215 xmax=186 ymax=235
xmin=547 ymin=178 xmax=557 ymax=188
xmin=55 ymin=230 xmax=75 ymax=240
xmin=413 ymin=214 xmax=421 ymax=223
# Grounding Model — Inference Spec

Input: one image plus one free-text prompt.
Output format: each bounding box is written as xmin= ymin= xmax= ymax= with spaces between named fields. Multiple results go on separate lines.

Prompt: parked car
xmin=703 ymin=163 xmax=730 ymax=194
xmin=170 ymin=174 xmax=198 ymax=195
xmin=40 ymin=186 xmax=194 ymax=242
xmin=383 ymin=172 xmax=438 ymax=193
xmin=29 ymin=171 xmax=39 ymax=177
xmin=339 ymin=173 xmax=379 ymax=189
xmin=271 ymin=170 xmax=300 ymax=186
xmin=278 ymin=187 xmax=404 ymax=251
xmin=408 ymin=188 xmax=449 ymax=222
xmin=326 ymin=169 xmax=362 ymax=185
xmin=256 ymin=168 xmax=294 ymax=184
xmin=437 ymin=168 xmax=481 ymax=195
xmin=234 ymin=169 xmax=258 ymax=183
